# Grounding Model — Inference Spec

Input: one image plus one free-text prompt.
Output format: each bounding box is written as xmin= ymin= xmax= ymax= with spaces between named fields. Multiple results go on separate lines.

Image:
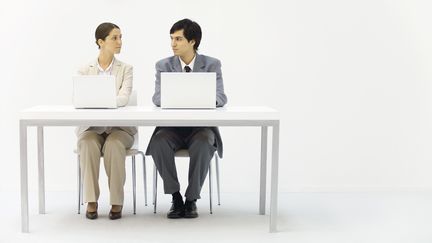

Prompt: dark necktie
xmin=184 ymin=66 xmax=191 ymax=72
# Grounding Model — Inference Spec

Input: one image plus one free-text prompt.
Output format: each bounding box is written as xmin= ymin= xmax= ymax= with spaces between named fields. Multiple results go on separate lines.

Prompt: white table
xmin=19 ymin=106 xmax=280 ymax=232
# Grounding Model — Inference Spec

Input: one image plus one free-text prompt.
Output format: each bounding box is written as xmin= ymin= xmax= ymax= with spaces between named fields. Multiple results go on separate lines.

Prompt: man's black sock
xmin=172 ymin=191 xmax=183 ymax=202
xmin=185 ymin=198 xmax=197 ymax=204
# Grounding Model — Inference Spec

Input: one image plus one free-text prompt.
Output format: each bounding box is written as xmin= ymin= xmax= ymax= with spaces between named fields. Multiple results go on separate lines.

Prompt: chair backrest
xmin=127 ymin=90 xmax=138 ymax=106
xmin=174 ymin=149 xmax=219 ymax=158
xmin=175 ymin=149 xmax=189 ymax=157
xmin=128 ymin=90 xmax=139 ymax=150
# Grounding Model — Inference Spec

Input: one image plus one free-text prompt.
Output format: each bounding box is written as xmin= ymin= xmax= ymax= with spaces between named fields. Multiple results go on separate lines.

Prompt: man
xmin=146 ymin=19 xmax=227 ymax=219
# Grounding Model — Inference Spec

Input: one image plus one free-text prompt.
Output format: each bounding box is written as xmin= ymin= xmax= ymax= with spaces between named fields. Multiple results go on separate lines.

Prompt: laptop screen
xmin=161 ymin=72 xmax=216 ymax=109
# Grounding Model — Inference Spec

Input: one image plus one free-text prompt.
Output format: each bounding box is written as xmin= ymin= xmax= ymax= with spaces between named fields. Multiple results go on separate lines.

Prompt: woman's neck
xmin=98 ymin=51 xmax=114 ymax=70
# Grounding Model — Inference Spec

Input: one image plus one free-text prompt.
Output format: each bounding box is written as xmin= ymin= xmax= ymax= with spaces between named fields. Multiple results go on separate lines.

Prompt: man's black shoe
xmin=184 ymin=200 xmax=198 ymax=218
xmin=167 ymin=197 xmax=184 ymax=219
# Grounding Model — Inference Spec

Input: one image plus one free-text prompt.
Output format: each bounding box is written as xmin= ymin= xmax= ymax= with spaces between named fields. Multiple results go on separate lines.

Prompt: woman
xmin=76 ymin=22 xmax=136 ymax=220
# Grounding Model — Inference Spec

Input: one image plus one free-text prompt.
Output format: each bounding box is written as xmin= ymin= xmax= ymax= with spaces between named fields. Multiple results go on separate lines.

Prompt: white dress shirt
xmin=97 ymin=58 xmax=114 ymax=75
xmin=179 ymin=54 xmax=196 ymax=72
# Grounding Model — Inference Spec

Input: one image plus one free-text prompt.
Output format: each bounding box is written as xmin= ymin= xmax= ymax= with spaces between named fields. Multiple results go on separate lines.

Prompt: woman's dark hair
xmin=95 ymin=22 xmax=120 ymax=49
xmin=170 ymin=19 xmax=202 ymax=51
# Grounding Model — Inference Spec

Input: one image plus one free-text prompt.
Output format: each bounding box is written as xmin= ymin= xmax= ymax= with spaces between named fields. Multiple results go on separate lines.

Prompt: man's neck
xmin=179 ymin=52 xmax=196 ymax=65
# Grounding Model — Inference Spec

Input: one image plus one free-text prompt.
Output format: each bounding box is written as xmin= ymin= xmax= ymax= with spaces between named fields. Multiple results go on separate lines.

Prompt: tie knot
xmin=184 ymin=66 xmax=191 ymax=72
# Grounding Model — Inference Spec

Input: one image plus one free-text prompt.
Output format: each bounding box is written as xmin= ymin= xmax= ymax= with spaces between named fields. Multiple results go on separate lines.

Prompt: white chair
xmin=76 ymin=91 xmax=148 ymax=214
xmin=152 ymin=149 xmax=221 ymax=214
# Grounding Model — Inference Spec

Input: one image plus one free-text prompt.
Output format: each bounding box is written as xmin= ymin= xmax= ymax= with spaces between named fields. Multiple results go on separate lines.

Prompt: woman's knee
xmin=78 ymin=132 xmax=101 ymax=154
xmin=104 ymin=131 xmax=132 ymax=151
xmin=104 ymin=138 xmax=125 ymax=152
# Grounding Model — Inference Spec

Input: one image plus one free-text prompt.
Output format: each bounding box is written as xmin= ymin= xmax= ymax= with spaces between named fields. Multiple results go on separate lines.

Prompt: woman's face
xmin=98 ymin=28 xmax=122 ymax=54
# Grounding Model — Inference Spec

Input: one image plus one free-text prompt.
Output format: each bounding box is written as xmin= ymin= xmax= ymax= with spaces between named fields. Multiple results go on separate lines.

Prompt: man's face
xmin=170 ymin=29 xmax=195 ymax=57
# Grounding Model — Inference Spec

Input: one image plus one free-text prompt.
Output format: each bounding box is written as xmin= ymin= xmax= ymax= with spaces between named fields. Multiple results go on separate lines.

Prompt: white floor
xmin=3 ymin=191 xmax=432 ymax=243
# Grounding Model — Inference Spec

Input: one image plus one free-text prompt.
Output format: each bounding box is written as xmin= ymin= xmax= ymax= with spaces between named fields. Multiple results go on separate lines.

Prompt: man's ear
xmin=189 ymin=39 xmax=196 ymax=47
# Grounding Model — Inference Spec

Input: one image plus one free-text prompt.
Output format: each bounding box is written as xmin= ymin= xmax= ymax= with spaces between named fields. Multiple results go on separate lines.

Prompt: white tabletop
xmin=18 ymin=105 xmax=281 ymax=233
xmin=19 ymin=106 xmax=280 ymax=121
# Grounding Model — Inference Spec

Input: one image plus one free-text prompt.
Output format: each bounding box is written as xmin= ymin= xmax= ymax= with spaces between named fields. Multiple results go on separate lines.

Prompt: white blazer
xmin=75 ymin=58 xmax=137 ymax=136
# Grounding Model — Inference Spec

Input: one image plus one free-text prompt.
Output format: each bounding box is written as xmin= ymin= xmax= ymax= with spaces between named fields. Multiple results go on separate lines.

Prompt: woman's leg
xmin=77 ymin=131 xmax=104 ymax=203
xmin=102 ymin=129 xmax=134 ymax=206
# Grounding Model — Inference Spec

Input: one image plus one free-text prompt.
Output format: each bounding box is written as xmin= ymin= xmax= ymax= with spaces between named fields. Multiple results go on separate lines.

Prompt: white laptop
xmin=73 ymin=75 xmax=117 ymax=109
xmin=161 ymin=72 xmax=216 ymax=109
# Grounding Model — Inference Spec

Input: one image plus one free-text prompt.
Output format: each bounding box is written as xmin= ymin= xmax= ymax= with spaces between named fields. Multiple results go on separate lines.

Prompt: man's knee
xmin=191 ymin=129 xmax=215 ymax=146
xmin=150 ymin=130 xmax=174 ymax=149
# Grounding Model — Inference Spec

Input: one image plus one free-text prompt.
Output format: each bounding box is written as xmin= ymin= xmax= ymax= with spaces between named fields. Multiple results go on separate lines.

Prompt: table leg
xmin=270 ymin=122 xmax=279 ymax=233
xmin=259 ymin=126 xmax=268 ymax=215
xmin=20 ymin=121 xmax=29 ymax=233
xmin=38 ymin=126 xmax=45 ymax=214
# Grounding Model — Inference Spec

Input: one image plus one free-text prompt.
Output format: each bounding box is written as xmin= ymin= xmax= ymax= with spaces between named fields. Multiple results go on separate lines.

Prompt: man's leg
xmin=148 ymin=128 xmax=185 ymax=195
xmin=185 ymin=128 xmax=216 ymax=201
xmin=148 ymin=128 xmax=187 ymax=218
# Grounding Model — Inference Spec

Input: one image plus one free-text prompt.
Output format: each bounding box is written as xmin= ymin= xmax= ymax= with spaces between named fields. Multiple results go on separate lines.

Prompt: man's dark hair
xmin=170 ymin=19 xmax=202 ymax=51
xmin=95 ymin=22 xmax=120 ymax=49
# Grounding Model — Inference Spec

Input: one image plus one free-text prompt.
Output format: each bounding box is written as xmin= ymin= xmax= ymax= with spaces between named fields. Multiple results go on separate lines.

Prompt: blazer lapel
xmin=171 ymin=57 xmax=182 ymax=72
xmin=111 ymin=58 xmax=122 ymax=90
xmin=111 ymin=58 xmax=120 ymax=76
xmin=193 ymin=54 xmax=205 ymax=72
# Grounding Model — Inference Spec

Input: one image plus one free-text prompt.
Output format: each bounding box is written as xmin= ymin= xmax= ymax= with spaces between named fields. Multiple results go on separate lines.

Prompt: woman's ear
xmin=97 ymin=39 xmax=104 ymax=48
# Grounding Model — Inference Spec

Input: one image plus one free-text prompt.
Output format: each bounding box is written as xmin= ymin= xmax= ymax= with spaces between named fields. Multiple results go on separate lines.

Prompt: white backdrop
xmin=2 ymin=0 xmax=432 ymax=195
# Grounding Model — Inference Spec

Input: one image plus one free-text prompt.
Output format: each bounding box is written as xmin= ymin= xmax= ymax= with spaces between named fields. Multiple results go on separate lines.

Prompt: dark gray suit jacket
xmin=145 ymin=54 xmax=227 ymax=157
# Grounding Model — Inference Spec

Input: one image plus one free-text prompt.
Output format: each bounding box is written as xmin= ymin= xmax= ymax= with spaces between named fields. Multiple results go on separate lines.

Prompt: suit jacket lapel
xmin=172 ymin=57 xmax=182 ymax=72
xmin=193 ymin=54 xmax=205 ymax=72
xmin=111 ymin=58 xmax=121 ymax=77
xmin=111 ymin=58 xmax=123 ymax=90
xmin=90 ymin=58 xmax=119 ymax=75
xmin=172 ymin=54 xmax=203 ymax=72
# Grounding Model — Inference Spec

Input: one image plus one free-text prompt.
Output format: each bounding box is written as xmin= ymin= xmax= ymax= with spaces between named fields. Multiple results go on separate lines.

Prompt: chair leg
xmin=209 ymin=159 xmax=213 ymax=214
xmin=77 ymin=155 xmax=81 ymax=214
xmin=139 ymin=151 xmax=147 ymax=206
xmin=215 ymin=153 xmax=221 ymax=206
xmin=132 ymin=155 xmax=137 ymax=215
xmin=153 ymin=166 xmax=158 ymax=213
xmin=80 ymin=175 xmax=84 ymax=206
xmin=80 ymin=156 xmax=83 ymax=206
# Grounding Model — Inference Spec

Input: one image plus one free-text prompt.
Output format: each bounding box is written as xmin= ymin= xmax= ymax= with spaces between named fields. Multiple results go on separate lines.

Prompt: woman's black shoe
xmin=86 ymin=202 xmax=98 ymax=220
xmin=109 ymin=206 xmax=123 ymax=220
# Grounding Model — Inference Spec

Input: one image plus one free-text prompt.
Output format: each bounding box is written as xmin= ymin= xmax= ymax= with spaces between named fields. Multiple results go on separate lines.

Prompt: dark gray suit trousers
xmin=147 ymin=127 xmax=216 ymax=200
